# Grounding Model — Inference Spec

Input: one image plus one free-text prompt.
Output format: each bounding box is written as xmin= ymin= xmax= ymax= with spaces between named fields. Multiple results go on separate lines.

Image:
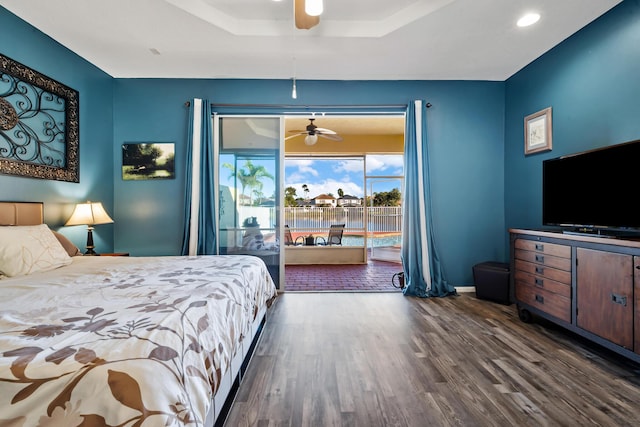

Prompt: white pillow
xmin=0 ymin=224 xmax=72 ymax=277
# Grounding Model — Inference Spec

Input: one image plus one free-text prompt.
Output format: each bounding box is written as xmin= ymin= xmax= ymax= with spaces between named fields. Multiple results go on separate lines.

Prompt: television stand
xmin=561 ymin=228 xmax=640 ymax=240
xmin=509 ymin=228 xmax=640 ymax=365
xmin=562 ymin=230 xmax=618 ymax=239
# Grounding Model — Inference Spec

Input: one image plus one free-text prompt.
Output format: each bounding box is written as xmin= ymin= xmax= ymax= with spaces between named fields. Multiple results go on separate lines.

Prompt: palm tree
xmin=223 ymin=160 xmax=274 ymax=205
xmin=253 ymin=189 xmax=265 ymax=205
xmin=302 ymin=184 xmax=309 ymax=201
xmin=285 ymin=186 xmax=298 ymax=207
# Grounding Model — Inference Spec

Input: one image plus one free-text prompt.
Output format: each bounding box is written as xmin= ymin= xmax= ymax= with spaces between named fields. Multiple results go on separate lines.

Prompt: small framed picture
xmin=122 ymin=142 xmax=175 ymax=180
xmin=524 ymin=107 xmax=552 ymax=155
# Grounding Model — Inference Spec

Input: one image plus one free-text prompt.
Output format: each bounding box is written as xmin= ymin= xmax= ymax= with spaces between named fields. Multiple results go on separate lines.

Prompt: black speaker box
xmin=472 ymin=261 xmax=511 ymax=305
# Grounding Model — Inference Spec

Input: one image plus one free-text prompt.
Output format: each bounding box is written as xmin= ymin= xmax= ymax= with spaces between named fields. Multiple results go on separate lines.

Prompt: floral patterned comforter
xmin=0 ymin=255 xmax=277 ymax=427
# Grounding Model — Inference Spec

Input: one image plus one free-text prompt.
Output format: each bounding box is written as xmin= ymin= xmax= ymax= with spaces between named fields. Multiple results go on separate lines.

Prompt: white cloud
xmin=286 ymin=159 xmax=313 ymax=167
xmin=288 ymin=179 xmax=364 ymax=199
xmin=366 ymin=155 xmax=404 ymax=173
xmin=285 ymin=155 xmax=403 ymax=199
xmin=285 ymin=172 xmax=304 ymax=184
xmin=334 ymin=159 xmax=364 ymax=173
xmin=365 ymin=156 xmax=386 ymax=172
xmin=285 ymin=158 xmax=319 ymax=177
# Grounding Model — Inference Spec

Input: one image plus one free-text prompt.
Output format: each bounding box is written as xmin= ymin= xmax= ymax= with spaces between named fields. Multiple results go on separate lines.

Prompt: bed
xmin=0 ymin=202 xmax=277 ymax=427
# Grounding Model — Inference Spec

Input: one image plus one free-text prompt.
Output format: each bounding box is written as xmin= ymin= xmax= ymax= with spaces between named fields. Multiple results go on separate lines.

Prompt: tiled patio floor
xmin=284 ymin=258 xmax=404 ymax=292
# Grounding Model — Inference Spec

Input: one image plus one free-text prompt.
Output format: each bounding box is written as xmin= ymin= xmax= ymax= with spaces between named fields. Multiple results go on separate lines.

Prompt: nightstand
xmin=99 ymin=252 xmax=130 ymax=256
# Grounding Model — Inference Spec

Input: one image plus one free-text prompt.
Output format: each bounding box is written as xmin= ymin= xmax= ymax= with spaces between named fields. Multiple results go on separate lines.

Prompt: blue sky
xmin=285 ymin=155 xmax=403 ymax=199
xmin=220 ymin=154 xmax=403 ymax=201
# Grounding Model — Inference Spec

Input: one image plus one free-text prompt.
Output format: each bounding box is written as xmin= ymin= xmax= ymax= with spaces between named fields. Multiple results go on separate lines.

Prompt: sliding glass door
xmin=215 ymin=116 xmax=284 ymax=288
xmin=366 ymin=154 xmax=404 ymax=263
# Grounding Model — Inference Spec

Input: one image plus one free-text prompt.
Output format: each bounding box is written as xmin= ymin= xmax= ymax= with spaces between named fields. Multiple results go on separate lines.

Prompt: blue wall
xmin=2 ymin=6 xmax=508 ymax=286
xmin=0 ymin=8 xmax=115 ymax=251
xmin=113 ymin=79 xmax=506 ymax=285
xmin=505 ymin=1 xmax=640 ymax=234
xmin=3 ymin=1 xmax=638 ymax=286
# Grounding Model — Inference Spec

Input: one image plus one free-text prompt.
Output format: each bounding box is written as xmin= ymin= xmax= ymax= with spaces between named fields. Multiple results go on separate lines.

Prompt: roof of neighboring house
xmin=339 ymin=195 xmax=360 ymax=200
xmin=314 ymin=194 xmax=336 ymax=200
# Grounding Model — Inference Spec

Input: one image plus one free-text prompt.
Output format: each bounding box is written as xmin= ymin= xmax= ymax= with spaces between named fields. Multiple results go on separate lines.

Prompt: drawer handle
xmin=535 ymin=255 xmax=545 ymax=263
xmin=535 ymin=294 xmax=544 ymax=304
xmin=535 ymin=243 xmax=544 ymax=251
xmin=534 ymin=278 xmax=544 ymax=287
xmin=535 ymin=266 xmax=544 ymax=274
xmin=611 ymin=293 xmax=627 ymax=306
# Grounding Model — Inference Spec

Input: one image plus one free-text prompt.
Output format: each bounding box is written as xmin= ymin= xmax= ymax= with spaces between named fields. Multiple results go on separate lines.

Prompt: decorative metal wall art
xmin=0 ymin=53 xmax=79 ymax=182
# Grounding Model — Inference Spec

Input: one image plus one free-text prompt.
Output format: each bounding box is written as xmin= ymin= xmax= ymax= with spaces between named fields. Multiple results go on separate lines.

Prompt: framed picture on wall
xmin=122 ymin=142 xmax=175 ymax=180
xmin=524 ymin=107 xmax=552 ymax=155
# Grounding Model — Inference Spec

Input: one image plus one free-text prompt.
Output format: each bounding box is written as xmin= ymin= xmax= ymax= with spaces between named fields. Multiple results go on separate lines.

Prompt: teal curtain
xmin=181 ymin=99 xmax=217 ymax=255
xmin=402 ymin=100 xmax=456 ymax=297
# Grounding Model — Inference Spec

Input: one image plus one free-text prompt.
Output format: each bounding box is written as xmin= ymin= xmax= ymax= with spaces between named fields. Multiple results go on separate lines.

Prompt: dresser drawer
xmin=514 ymin=259 xmax=571 ymax=284
xmin=515 ymin=249 xmax=572 ymax=271
xmin=514 ymin=270 xmax=571 ymax=298
xmin=515 ymin=284 xmax=571 ymax=323
xmin=515 ymin=239 xmax=571 ymax=258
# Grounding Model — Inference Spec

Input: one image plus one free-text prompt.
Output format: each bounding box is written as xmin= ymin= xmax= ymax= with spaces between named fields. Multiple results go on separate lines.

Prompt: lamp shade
xmin=65 ymin=201 xmax=114 ymax=226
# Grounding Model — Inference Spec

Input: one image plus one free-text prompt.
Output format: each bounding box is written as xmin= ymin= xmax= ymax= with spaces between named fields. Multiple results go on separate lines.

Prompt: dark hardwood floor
xmin=224 ymin=293 xmax=640 ymax=426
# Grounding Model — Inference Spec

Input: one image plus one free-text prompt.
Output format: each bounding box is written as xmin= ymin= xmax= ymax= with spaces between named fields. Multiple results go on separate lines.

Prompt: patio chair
xmin=315 ymin=224 xmax=345 ymax=246
xmin=284 ymin=225 xmax=304 ymax=246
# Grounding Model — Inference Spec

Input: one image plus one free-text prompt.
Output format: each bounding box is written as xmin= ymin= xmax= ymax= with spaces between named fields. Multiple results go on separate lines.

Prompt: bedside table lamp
xmin=65 ymin=201 xmax=114 ymax=255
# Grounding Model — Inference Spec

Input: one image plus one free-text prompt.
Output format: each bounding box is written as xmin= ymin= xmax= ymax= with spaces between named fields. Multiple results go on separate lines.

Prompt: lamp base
xmin=84 ymin=226 xmax=99 ymax=256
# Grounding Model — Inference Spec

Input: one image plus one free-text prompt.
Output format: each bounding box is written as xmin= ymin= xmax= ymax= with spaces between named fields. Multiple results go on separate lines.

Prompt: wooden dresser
xmin=513 ymin=239 xmax=572 ymax=323
xmin=510 ymin=229 xmax=640 ymax=363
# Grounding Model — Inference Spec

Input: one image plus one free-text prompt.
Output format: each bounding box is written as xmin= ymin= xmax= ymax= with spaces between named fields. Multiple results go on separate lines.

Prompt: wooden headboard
xmin=0 ymin=202 xmax=44 ymax=226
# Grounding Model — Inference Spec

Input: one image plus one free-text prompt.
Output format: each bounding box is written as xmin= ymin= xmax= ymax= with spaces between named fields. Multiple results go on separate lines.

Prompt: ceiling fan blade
xmin=315 ymin=127 xmax=337 ymax=135
xmin=285 ymin=134 xmax=304 ymax=141
xmin=294 ymin=0 xmax=319 ymax=30
xmin=318 ymin=133 xmax=343 ymax=142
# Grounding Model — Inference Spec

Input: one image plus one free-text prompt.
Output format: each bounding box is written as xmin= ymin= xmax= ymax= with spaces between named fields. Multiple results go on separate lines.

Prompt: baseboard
xmin=455 ymin=286 xmax=476 ymax=293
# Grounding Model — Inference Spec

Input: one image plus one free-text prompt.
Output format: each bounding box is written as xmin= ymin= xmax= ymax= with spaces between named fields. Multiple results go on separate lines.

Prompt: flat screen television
xmin=542 ymin=139 xmax=640 ymax=236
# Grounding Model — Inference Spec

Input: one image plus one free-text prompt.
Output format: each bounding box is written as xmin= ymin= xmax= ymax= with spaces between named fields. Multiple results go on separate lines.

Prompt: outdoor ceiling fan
xmin=286 ymin=118 xmax=343 ymax=145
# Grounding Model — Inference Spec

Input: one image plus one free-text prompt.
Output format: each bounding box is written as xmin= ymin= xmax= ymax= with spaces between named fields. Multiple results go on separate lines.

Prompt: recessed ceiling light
xmin=517 ymin=13 xmax=540 ymax=27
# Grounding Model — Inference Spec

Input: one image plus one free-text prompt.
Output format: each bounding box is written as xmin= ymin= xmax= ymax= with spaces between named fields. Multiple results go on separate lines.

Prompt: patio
xmin=284 ymin=257 xmax=404 ymax=292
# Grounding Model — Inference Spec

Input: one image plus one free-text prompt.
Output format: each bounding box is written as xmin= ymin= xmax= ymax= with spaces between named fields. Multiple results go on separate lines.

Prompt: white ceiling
xmin=0 ymin=0 xmax=621 ymax=81
xmin=285 ymin=116 xmax=405 ymax=136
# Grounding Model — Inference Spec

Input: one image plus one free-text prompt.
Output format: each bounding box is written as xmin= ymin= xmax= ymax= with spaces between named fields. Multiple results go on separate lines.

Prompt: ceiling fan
xmin=294 ymin=0 xmax=321 ymax=30
xmin=286 ymin=118 xmax=343 ymax=145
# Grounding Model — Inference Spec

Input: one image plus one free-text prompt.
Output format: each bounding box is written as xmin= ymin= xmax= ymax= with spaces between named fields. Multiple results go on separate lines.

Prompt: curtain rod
xmin=183 ymin=101 xmax=432 ymax=109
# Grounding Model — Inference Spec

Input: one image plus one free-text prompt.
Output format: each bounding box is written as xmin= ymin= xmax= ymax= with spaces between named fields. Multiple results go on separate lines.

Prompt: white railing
xmin=223 ymin=206 xmax=402 ymax=248
xmin=284 ymin=206 xmax=402 ymax=235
